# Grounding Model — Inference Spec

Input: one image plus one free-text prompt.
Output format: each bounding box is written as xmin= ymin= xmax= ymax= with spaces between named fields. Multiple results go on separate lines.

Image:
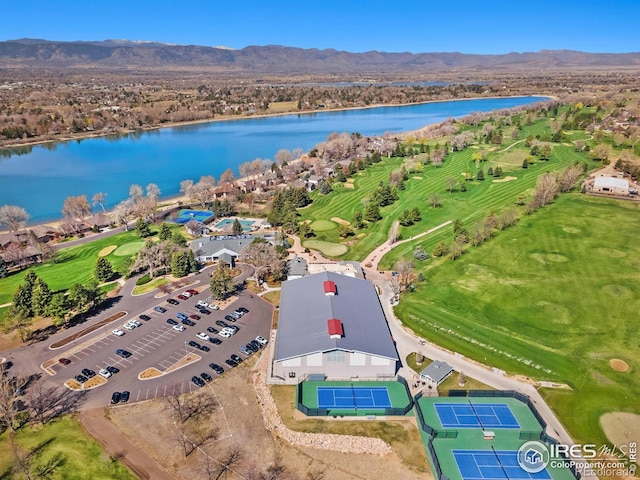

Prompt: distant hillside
xmin=1 ymin=39 xmax=639 ymax=74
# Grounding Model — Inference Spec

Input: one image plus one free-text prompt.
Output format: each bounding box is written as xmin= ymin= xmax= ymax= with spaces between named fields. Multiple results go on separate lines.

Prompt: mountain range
xmin=1 ymin=38 xmax=639 ymax=74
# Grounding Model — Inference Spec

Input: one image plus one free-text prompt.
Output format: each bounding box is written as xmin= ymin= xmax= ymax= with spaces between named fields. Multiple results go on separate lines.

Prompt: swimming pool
xmin=214 ymin=218 xmax=255 ymax=230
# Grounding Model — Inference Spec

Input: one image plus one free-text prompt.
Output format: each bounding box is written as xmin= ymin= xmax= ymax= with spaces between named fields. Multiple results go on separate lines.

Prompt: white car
xmin=255 ymin=335 xmax=268 ymax=345
xmin=221 ymin=327 xmax=237 ymax=335
xmin=210 ymin=304 xmax=220 ymax=310
xmin=172 ymin=324 xmax=186 ymax=332
xmin=123 ymin=323 xmax=135 ymax=330
xmin=99 ymin=368 xmax=112 ymax=379
xmin=131 ymin=320 xmax=142 ymax=327
xmin=182 ymin=291 xmax=192 ymax=298
xmin=197 ymin=300 xmax=208 ymax=307
xmin=218 ymin=330 xmax=232 ymax=338
xmin=112 ymin=329 xmax=125 ymax=336
xmin=196 ymin=332 xmax=210 ymax=341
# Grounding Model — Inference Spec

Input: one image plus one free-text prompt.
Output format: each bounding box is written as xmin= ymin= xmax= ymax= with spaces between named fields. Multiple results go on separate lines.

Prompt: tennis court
xmin=435 ymin=402 xmax=520 ymax=429
xmin=170 ymin=209 xmax=214 ymax=224
xmin=317 ymin=386 xmax=391 ymax=409
xmin=453 ymin=449 xmax=551 ymax=480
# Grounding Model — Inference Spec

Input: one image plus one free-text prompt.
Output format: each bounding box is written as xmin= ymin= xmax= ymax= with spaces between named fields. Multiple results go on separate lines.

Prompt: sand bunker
xmin=98 ymin=245 xmax=117 ymax=257
xmin=343 ymin=183 xmax=355 ymax=189
xmin=331 ymin=217 xmax=351 ymax=225
xmin=493 ymin=176 xmax=517 ymax=183
xmin=600 ymin=412 xmax=640 ymax=447
xmin=413 ymin=176 xmax=423 ymax=179
xmin=609 ymin=359 xmax=630 ymax=372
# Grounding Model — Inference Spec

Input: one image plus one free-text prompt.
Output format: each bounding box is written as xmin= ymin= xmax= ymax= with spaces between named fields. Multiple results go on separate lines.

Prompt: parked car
xmin=153 ymin=306 xmax=167 ymax=313
xmin=106 ymin=365 xmax=120 ymax=374
xmin=209 ymin=337 xmax=222 ymax=345
xmin=196 ymin=332 xmax=210 ymax=341
xmin=196 ymin=344 xmax=210 ymax=352
xmin=82 ymin=368 xmax=96 ymax=378
xmin=186 ymin=289 xmax=198 ymax=296
xmin=167 ymin=318 xmax=178 ymax=325
xmin=177 ymin=294 xmax=188 ymax=301
xmin=209 ymin=363 xmax=224 ymax=374
xmin=99 ymin=368 xmax=112 ymax=379
xmin=225 ymin=358 xmax=238 ymax=368
xmin=111 ymin=392 xmax=121 ymax=404
xmin=188 ymin=340 xmax=199 ymax=348
xmin=116 ymin=349 xmax=132 ymax=358
xmin=206 ymin=327 xmax=218 ymax=334
xmin=167 ymin=298 xmax=179 ymax=305
xmin=197 ymin=300 xmax=208 ymax=307
xmin=255 ymin=335 xmax=268 ymax=345
xmin=189 ymin=314 xmax=201 ymax=320
xmin=237 ymin=307 xmax=249 ymax=314
xmin=75 ymin=374 xmax=88 ymax=383
xmin=182 ymin=291 xmax=192 ymax=298
xmin=130 ymin=320 xmax=142 ymax=327
xmin=218 ymin=330 xmax=232 ymax=339
xmin=123 ymin=323 xmax=135 ymax=330
xmin=139 ymin=314 xmax=151 ymax=321
xmin=230 ymin=354 xmax=243 ymax=364
xmin=216 ymin=320 xmax=230 ymax=328
xmin=181 ymin=319 xmax=196 ymax=326
xmin=248 ymin=340 xmax=260 ymax=352
xmin=120 ymin=391 xmax=130 ymax=402
xmin=209 ymin=304 xmax=220 ymax=310
xmin=191 ymin=376 xmax=205 ymax=387
xmin=58 ymin=358 xmax=71 ymax=365
xmin=199 ymin=308 xmax=211 ymax=315
xmin=176 ymin=312 xmax=188 ymax=321
xmin=224 ymin=314 xmax=237 ymax=322
xmin=239 ymin=345 xmax=252 ymax=356
xmin=173 ymin=324 xmax=186 ymax=332
xmin=201 ymin=372 xmax=213 ymax=383
xmin=225 ymin=325 xmax=239 ymax=334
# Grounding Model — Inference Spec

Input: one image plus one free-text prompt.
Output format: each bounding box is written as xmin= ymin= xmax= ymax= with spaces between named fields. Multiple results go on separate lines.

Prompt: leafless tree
xmin=214 ymin=444 xmax=245 ymax=480
xmin=386 ymin=276 xmax=402 ymax=297
xmin=61 ymin=195 xmax=92 ymax=221
xmin=240 ymin=242 xmax=286 ymax=283
xmin=449 ymin=239 xmax=465 ymax=260
xmin=91 ymin=192 xmax=108 ymax=213
xmin=529 ymin=172 xmax=559 ymax=210
xmin=25 ymin=377 xmax=60 ymax=425
xmin=394 ymin=258 xmax=414 ymax=291
xmin=274 ymin=148 xmax=293 ymax=166
xmin=146 ymin=183 xmax=161 ymax=204
xmin=432 ymin=149 xmax=444 ymax=167
xmin=389 ymin=220 xmax=400 ymax=244
xmin=219 ymin=168 xmax=236 ymax=183
xmin=429 ymin=193 xmax=442 ymax=208
xmin=0 ymin=205 xmax=29 ymax=231
xmin=557 ymin=164 xmax=583 ymax=192
xmin=113 ymin=198 xmax=136 ymax=230
xmin=7 ymin=431 xmax=35 ymax=480
xmin=180 ymin=179 xmax=194 ymax=196
xmin=0 ymin=371 xmax=28 ymax=431
xmin=129 ymin=184 xmax=143 ymax=202
xmin=164 ymin=383 xmax=218 ymax=424
xmin=446 ymin=176 xmax=458 ymax=193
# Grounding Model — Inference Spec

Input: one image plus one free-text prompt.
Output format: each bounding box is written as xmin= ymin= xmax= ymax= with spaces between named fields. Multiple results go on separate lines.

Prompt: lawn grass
xmin=0 ymin=415 xmax=135 ymax=479
xmin=0 ymin=229 xmax=150 ymax=307
xmin=270 ymin=385 xmax=429 ymax=472
xmin=302 ymin=239 xmax=348 ymax=256
xmin=131 ymin=276 xmax=169 ymax=295
xmin=394 ymin=193 xmax=640 ymax=445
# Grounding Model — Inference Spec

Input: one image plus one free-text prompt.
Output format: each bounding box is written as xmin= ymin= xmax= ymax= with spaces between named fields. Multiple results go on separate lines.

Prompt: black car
xmin=116 ymin=349 xmax=132 ymax=358
xmin=199 ymin=308 xmax=211 ymax=315
xmin=230 ymin=354 xmax=243 ymax=363
xmin=139 ymin=314 xmax=151 ymax=321
xmin=215 ymin=320 xmax=230 ymax=328
xmin=82 ymin=368 xmax=96 ymax=378
xmin=188 ymin=340 xmax=200 ymax=348
xmin=224 ymin=314 xmax=236 ymax=322
xmin=225 ymin=358 xmax=238 ymax=368
xmin=237 ymin=307 xmax=249 ymax=314
xmin=111 ymin=392 xmax=121 ymax=404
xmin=248 ymin=341 xmax=260 ymax=352
xmin=106 ymin=365 xmax=120 ymax=374
xmin=209 ymin=337 xmax=222 ymax=345
xmin=181 ymin=319 xmax=196 ymax=326
xmin=206 ymin=327 xmax=219 ymax=334
xmin=167 ymin=318 xmax=178 ymax=325
xmin=167 ymin=298 xmax=179 ymax=305
xmin=197 ymin=344 xmax=210 ymax=352
xmin=75 ymin=374 xmax=88 ymax=383
xmin=200 ymin=372 xmax=213 ymax=383
xmin=227 ymin=325 xmax=239 ymax=334
xmin=191 ymin=375 xmax=205 ymax=387
xmin=209 ymin=363 xmax=224 ymax=374
xmin=120 ymin=391 xmax=130 ymax=402
xmin=153 ymin=306 xmax=167 ymax=313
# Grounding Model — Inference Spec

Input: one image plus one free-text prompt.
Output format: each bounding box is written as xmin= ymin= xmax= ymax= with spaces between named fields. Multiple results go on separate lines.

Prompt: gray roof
xmin=420 ymin=360 xmax=453 ymax=383
xmin=275 ymin=272 xmax=399 ymax=362
xmin=189 ymin=234 xmax=256 ymax=258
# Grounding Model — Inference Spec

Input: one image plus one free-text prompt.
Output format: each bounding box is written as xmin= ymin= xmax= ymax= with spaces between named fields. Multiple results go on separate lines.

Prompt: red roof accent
xmin=323 ymin=280 xmax=337 ymax=294
xmin=327 ymin=319 xmax=343 ymax=337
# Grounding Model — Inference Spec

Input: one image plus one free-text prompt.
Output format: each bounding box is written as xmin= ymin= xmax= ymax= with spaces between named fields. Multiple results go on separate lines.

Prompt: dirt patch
xmin=139 ymin=367 xmax=164 ymax=379
xmin=492 ymin=176 xmax=517 ymax=183
xmin=331 ymin=217 xmax=351 ymax=226
xmin=610 ymin=359 xmax=630 ymax=372
xmin=50 ymin=311 xmax=127 ymax=349
xmin=165 ymin=353 xmax=201 ymax=373
xmin=98 ymin=245 xmax=117 ymax=257
xmin=600 ymin=412 xmax=640 ymax=450
xmin=65 ymin=376 xmax=106 ymax=390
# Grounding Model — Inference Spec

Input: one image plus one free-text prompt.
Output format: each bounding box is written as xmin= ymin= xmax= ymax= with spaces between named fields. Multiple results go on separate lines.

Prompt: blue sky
xmin=3 ymin=0 xmax=638 ymax=54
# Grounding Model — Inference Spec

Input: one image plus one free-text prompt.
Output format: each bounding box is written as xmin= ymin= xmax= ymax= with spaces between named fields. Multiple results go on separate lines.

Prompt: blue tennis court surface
xmin=435 ymin=403 xmax=520 ymax=429
xmin=171 ymin=209 xmax=214 ymax=224
xmin=317 ymin=386 xmax=391 ymax=409
xmin=453 ymin=450 xmax=551 ymax=480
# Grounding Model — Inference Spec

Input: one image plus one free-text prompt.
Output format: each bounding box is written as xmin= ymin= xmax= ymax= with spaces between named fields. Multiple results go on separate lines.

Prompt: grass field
xmin=0 ymin=229 xmax=149 ymax=307
xmin=0 ymin=416 xmax=135 ymax=479
xmin=395 ymin=193 xmax=640 ymax=445
xmin=302 ymin=239 xmax=348 ymax=256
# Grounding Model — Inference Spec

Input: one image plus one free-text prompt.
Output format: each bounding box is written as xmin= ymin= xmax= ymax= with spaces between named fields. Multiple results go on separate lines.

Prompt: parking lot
xmin=42 ymin=274 xmax=273 ymax=408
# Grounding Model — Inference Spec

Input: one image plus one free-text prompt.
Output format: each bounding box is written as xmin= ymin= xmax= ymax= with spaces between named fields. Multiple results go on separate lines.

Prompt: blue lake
xmin=0 ymin=96 xmax=547 ymax=223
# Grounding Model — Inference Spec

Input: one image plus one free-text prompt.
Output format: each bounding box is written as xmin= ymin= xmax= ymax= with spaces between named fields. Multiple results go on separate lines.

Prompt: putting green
xmin=303 ymin=240 xmax=348 ymax=257
xmin=309 ymin=219 xmax=337 ymax=232
xmin=112 ymin=241 xmax=144 ymax=257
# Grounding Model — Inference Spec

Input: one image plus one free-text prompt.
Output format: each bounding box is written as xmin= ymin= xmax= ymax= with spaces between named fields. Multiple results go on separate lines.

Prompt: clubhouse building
xmin=272 ymin=272 xmax=399 ymax=382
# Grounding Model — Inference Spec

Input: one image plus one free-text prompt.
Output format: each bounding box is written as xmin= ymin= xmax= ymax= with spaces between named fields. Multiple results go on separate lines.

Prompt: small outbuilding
xmin=419 ymin=360 xmax=454 ymax=387
xmin=593 ymin=177 xmax=629 ymax=195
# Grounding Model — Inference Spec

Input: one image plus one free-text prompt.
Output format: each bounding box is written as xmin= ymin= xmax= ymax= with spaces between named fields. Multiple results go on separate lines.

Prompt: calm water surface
xmin=0 ymin=96 xmax=547 ymax=223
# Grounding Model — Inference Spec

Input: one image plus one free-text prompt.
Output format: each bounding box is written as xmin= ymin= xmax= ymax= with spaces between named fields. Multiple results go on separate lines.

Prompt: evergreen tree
xmin=364 ymin=202 xmax=382 ymax=222
xmin=413 ymin=246 xmax=429 ymax=261
xmin=171 ymin=251 xmax=189 ymax=277
xmin=487 ymin=166 xmax=494 ymax=176
xmin=410 ymin=207 xmax=421 ymax=223
xmin=399 ymin=210 xmax=413 ymax=226
xmin=209 ymin=262 xmax=234 ymax=300
xmin=31 ymin=277 xmax=52 ymax=317
xmin=47 ymin=293 xmax=69 ymax=326
xmin=171 ymin=231 xmax=187 ymax=247
xmin=522 ymin=159 xmax=529 ymax=169
xmin=95 ymin=257 xmax=115 ymax=282
xmin=335 ymin=169 xmax=347 ymax=182
xmin=187 ymin=249 xmax=198 ymax=273
xmin=0 ymin=256 xmax=8 ymax=278
xmin=159 ymin=222 xmax=172 ymax=241
xmin=318 ymin=180 xmax=333 ymax=194
xmin=12 ymin=283 xmax=34 ymax=318
xmin=232 ymin=218 xmax=243 ymax=236
xmin=135 ymin=218 xmax=152 ymax=238
xmin=352 ymin=211 xmax=365 ymax=229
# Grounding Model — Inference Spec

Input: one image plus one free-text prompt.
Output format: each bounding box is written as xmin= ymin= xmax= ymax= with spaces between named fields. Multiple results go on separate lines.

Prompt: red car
xmin=177 ymin=294 xmax=188 ymax=300
xmin=186 ymin=289 xmax=198 ymax=295
xmin=189 ymin=314 xmax=201 ymax=320
xmin=58 ymin=358 xmax=71 ymax=365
